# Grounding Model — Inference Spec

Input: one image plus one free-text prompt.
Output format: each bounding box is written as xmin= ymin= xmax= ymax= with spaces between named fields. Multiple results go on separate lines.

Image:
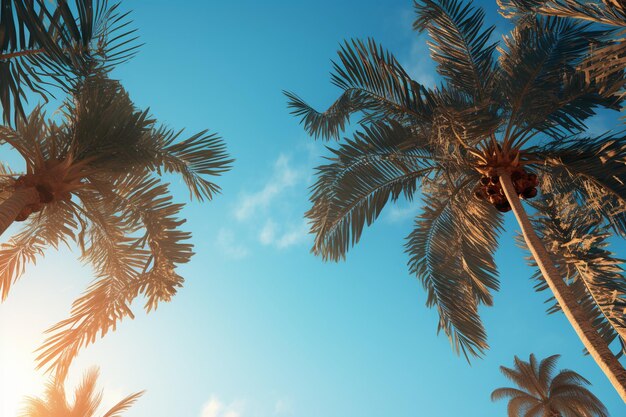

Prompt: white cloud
xmin=258 ymin=219 xmax=309 ymax=249
xmin=200 ymin=395 xmax=245 ymax=417
xmin=216 ymin=228 xmax=249 ymax=260
xmin=235 ymin=155 xmax=301 ymax=221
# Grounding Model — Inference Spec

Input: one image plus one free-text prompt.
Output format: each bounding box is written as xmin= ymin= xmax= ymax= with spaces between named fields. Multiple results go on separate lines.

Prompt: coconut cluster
xmin=474 ymin=168 xmax=539 ymax=212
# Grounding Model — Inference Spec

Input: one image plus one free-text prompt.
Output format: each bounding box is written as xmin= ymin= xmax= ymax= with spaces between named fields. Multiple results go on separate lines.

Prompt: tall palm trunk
xmin=499 ymin=171 xmax=626 ymax=402
xmin=0 ymin=187 xmax=40 ymax=236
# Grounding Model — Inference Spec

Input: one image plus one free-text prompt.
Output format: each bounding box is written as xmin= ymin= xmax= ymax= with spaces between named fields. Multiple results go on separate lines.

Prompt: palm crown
xmin=286 ymin=0 xmax=626 ymax=396
xmin=21 ymin=367 xmax=143 ymax=417
xmin=0 ymin=0 xmax=138 ymax=125
xmin=492 ymin=354 xmax=608 ymax=417
xmin=0 ymin=74 xmax=232 ymax=378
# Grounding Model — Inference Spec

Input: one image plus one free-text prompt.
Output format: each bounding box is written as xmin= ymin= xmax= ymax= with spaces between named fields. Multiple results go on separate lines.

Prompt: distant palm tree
xmin=0 ymin=0 xmax=138 ymax=125
xmin=0 ymin=74 xmax=232 ymax=379
xmin=22 ymin=367 xmax=143 ymax=417
xmin=492 ymin=354 xmax=608 ymax=417
xmin=498 ymin=0 xmax=626 ymax=95
xmin=286 ymin=0 xmax=626 ymax=400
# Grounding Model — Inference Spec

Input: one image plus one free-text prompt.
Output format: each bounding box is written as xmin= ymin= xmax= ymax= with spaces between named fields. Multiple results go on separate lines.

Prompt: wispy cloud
xmin=200 ymin=395 xmax=245 ymax=417
xmin=258 ymin=219 xmax=309 ymax=249
xmin=235 ymin=155 xmax=301 ymax=222
xmin=231 ymin=152 xmax=312 ymax=252
xmin=216 ymin=228 xmax=249 ymax=260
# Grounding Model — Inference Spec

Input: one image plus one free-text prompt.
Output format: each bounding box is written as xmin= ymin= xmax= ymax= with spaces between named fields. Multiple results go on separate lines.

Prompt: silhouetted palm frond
xmin=492 ymin=354 xmax=608 ymax=417
xmin=307 ymin=121 xmax=434 ymax=260
xmin=286 ymin=39 xmax=435 ymax=140
xmin=498 ymin=16 xmax=617 ymax=140
xmin=0 ymin=0 xmax=139 ymax=125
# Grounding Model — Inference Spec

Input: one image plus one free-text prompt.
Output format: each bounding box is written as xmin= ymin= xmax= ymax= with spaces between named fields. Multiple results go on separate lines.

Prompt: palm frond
xmin=405 ymin=175 xmax=502 ymax=359
xmin=35 ymin=190 xmax=147 ymax=377
xmin=499 ymin=0 xmax=626 ymax=26
xmin=101 ymin=391 xmax=144 ymax=417
xmin=36 ymin=174 xmax=192 ymax=377
xmin=285 ymin=39 xmax=435 ymax=140
xmin=413 ymin=0 xmax=498 ymax=101
xmin=498 ymin=16 xmax=617 ymax=141
xmin=21 ymin=366 xmax=142 ymax=417
xmin=138 ymin=127 xmax=233 ymax=201
xmin=0 ymin=0 xmax=139 ymax=125
xmin=0 ymin=200 xmax=76 ymax=301
xmin=531 ymin=132 xmax=626 ymax=236
xmin=307 ymin=121 xmax=434 ymax=261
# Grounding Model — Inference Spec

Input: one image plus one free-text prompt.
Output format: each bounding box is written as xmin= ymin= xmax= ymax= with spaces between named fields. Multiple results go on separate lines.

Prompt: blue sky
xmin=1 ymin=1 xmax=625 ymax=416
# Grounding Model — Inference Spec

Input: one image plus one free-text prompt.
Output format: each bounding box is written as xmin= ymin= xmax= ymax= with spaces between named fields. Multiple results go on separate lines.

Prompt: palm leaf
xmin=531 ymin=132 xmax=626 ymax=236
xmin=138 ymin=127 xmax=233 ymax=201
xmin=405 ymin=175 xmax=502 ymax=359
xmin=413 ymin=0 xmax=498 ymax=101
xmin=307 ymin=121 xmax=434 ymax=261
xmin=35 ymin=174 xmax=192 ymax=377
xmin=0 ymin=0 xmax=139 ymax=125
xmin=285 ymin=39 xmax=435 ymax=140
xmin=498 ymin=16 xmax=617 ymax=141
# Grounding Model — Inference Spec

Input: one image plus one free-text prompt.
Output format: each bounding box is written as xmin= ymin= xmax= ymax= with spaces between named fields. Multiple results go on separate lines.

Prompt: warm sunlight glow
xmin=1 ymin=343 xmax=45 ymax=416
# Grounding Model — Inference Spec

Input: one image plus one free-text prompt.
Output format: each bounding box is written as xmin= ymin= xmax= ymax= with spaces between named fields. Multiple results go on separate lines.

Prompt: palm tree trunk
xmin=0 ymin=187 xmax=40 ymax=236
xmin=499 ymin=171 xmax=626 ymax=403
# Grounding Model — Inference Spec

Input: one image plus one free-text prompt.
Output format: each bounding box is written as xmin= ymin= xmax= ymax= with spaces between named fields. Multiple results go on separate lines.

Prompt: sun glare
xmin=1 ymin=343 xmax=45 ymax=417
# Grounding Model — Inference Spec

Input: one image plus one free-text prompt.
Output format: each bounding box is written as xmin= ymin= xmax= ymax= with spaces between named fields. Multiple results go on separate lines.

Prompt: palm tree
xmin=286 ymin=0 xmax=626 ymax=400
xmin=498 ymin=0 xmax=626 ymax=97
xmin=0 ymin=0 xmax=138 ymax=125
xmin=492 ymin=354 xmax=608 ymax=417
xmin=22 ymin=367 xmax=143 ymax=417
xmin=0 ymin=74 xmax=232 ymax=379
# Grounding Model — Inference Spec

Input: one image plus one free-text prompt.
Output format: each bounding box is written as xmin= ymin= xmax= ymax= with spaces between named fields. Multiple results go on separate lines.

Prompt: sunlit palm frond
xmin=21 ymin=367 xmax=142 ymax=417
xmin=413 ymin=0 xmax=498 ymax=101
xmin=109 ymin=174 xmax=193 ymax=310
xmin=285 ymin=39 xmax=435 ymax=140
xmin=36 ymin=174 xmax=193 ymax=377
xmin=498 ymin=0 xmax=626 ymax=96
xmin=0 ymin=200 xmax=76 ymax=300
xmin=406 ymin=176 xmax=502 ymax=359
xmin=100 ymin=391 xmax=144 ymax=417
xmin=524 ymin=192 xmax=626 ymax=354
xmin=71 ymin=368 xmax=102 ymax=417
xmin=498 ymin=16 xmax=617 ymax=140
xmin=531 ymin=132 xmax=626 ymax=235
xmin=307 ymin=121 xmax=434 ymax=260
xmin=493 ymin=354 xmax=608 ymax=417
xmin=498 ymin=0 xmax=626 ymax=26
